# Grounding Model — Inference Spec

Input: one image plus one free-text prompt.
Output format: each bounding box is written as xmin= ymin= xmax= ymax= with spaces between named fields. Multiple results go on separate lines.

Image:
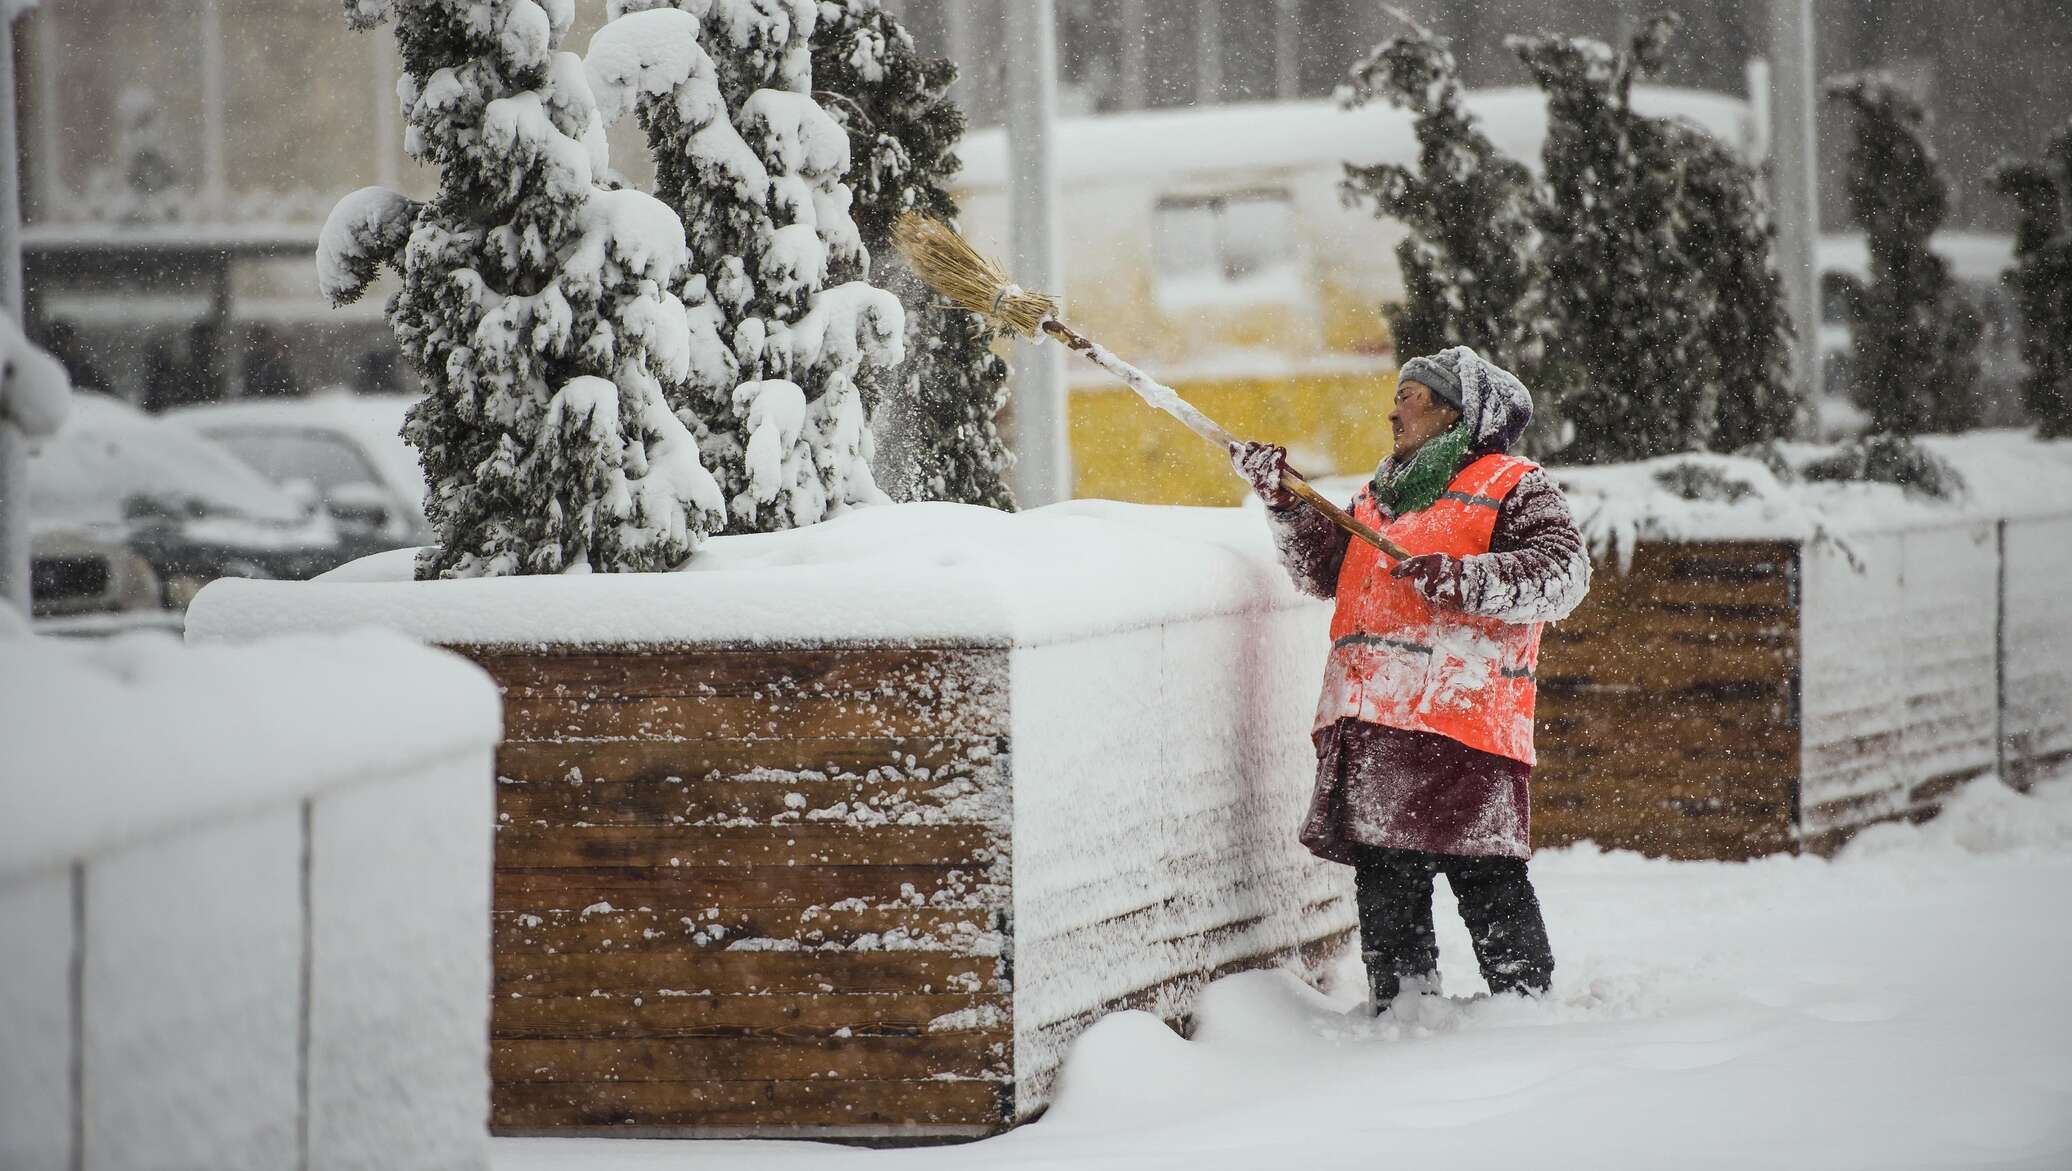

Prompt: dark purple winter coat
xmin=1264 ymin=354 xmax=1590 ymax=862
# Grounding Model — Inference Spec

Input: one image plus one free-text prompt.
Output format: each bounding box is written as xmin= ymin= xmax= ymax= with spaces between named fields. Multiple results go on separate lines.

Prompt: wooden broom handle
xmin=1282 ymin=471 xmax=1413 ymax=561
xmin=1038 ymin=317 xmax=1411 ymax=560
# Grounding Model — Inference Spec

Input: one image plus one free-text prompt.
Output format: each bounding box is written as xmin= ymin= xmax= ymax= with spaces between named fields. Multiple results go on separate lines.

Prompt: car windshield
xmin=27 ymin=393 xmax=307 ymax=529
xmin=204 ymin=428 xmax=384 ymax=496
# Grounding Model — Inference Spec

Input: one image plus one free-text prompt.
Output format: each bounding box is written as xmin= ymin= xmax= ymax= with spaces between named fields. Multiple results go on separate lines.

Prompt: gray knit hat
xmin=1401 ymin=346 xmax=1535 ymax=455
xmin=1397 ymin=354 xmax=1463 ymax=412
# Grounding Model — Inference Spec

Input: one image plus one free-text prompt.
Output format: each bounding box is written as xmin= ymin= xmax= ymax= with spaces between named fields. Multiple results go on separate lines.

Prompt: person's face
xmin=1389 ymin=378 xmax=1462 ymax=458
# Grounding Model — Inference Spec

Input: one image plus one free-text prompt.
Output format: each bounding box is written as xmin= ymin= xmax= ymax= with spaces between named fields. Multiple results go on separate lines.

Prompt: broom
xmin=892 ymin=215 xmax=1410 ymax=560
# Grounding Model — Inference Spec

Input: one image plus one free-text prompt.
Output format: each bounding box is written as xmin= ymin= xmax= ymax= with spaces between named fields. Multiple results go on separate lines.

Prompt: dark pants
xmin=1353 ymin=844 xmax=1554 ymax=1002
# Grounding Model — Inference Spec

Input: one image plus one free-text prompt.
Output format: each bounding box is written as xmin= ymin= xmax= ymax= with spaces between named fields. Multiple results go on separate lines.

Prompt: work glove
xmin=1390 ymin=552 xmax=1468 ymax=608
xmin=1230 ymin=441 xmax=1298 ymax=510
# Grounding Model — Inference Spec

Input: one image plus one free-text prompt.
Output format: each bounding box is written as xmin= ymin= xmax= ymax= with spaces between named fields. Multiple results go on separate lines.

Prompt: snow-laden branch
xmin=0 ymin=312 xmax=70 ymax=438
xmin=584 ymin=7 xmax=705 ymax=128
xmin=316 ymin=186 xmax=420 ymax=307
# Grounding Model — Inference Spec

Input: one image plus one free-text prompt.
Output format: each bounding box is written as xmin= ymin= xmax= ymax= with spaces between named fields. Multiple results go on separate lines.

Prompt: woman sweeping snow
xmin=1234 ymin=346 xmax=1591 ymax=1014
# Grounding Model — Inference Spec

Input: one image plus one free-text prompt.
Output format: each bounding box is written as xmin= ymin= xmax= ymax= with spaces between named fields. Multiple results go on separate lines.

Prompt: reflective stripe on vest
xmin=1316 ymin=452 xmax=1544 ymax=764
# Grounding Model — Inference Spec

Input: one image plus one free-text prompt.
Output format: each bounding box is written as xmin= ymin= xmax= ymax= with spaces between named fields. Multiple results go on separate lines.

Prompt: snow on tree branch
xmin=584 ymin=7 xmax=706 ymax=129
xmin=812 ymin=0 xmax=1015 ymax=509
xmin=341 ymin=0 xmax=388 ymax=31
xmin=331 ymin=0 xmax=728 ymax=577
xmin=603 ymin=0 xmax=905 ymax=533
xmin=0 ymin=312 xmax=71 ymax=439
xmin=316 ymin=186 xmax=420 ymax=307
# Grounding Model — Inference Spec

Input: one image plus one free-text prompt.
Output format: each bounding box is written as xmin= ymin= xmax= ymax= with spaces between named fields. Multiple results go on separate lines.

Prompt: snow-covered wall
xmin=1799 ymin=522 xmax=2001 ymax=830
xmin=1009 ymin=602 xmax=1348 ymax=1114
xmin=1801 ymin=512 xmax=2072 ymax=832
xmin=2003 ymin=515 xmax=2072 ymax=784
xmin=0 ymin=632 xmax=501 ymax=1171
xmin=0 ymin=873 xmax=72 ymax=1171
xmin=1554 ymin=433 xmax=2072 ymax=844
xmin=1800 ymin=531 xmax=1909 ymax=823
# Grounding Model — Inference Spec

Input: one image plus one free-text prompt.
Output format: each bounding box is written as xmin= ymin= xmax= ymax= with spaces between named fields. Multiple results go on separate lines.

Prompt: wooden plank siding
xmin=453 ymin=643 xmax=1016 ymax=1139
xmin=1532 ymin=523 xmax=2065 ymax=861
xmin=436 ymin=523 xmax=2067 ymax=1139
xmin=1531 ymin=541 xmax=1803 ymax=861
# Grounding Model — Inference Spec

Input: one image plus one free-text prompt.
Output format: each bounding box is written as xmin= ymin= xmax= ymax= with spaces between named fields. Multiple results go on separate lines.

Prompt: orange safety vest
xmin=1316 ymin=452 xmax=1543 ymax=765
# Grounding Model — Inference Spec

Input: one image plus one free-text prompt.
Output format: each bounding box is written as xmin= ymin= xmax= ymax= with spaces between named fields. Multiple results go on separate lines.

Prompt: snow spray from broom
xmin=891 ymin=215 xmax=1409 ymax=560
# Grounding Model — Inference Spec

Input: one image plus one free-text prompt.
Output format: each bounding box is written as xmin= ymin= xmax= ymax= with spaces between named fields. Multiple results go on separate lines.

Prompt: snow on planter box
xmin=186 ymin=500 xmax=1356 ymax=1139
xmin=1539 ymin=434 xmax=2072 ymax=860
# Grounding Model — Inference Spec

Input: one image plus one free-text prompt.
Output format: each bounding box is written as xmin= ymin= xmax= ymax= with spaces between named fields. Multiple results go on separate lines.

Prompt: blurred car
xmin=170 ymin=391 xmax=432 ymax=549
xmin=29 ymin=529 xmax=167 ymax=631
xmin=26 ymin=391 xmax=353 ymax=621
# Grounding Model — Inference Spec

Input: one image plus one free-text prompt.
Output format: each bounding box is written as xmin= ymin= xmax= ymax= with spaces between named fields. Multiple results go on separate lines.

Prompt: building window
xmin=1152 ymin=190 xmax=1303 ymax=309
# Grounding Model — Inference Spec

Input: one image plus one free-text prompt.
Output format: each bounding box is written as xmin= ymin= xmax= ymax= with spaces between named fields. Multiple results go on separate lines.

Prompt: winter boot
xmin=1360 ymin=953 xmax=1440 ymax=1016
xmin=1360 ymin=951 xmax=1394 ymax=1016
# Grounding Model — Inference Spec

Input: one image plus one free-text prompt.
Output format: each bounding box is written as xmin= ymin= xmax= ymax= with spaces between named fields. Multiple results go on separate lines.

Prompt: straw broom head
xmin=892 ymin=214 xmax=1060 ymax=338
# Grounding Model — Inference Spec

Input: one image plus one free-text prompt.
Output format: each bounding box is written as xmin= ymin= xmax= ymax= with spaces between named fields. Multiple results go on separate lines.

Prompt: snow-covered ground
xmin=498 ymin=774 xmax=2072 ymax=1171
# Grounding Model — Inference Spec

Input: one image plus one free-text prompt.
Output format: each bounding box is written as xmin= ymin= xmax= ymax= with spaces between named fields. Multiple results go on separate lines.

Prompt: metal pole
xmin=943 ymin=2 xmax=977 ymax=125
xmin=1768 ymin=0 xmax=1822 ymax=414
xmin=1273 ymin=0 xmax=1300 ymax=101
xmin=1003 ymin=0 xmax=1069 ymax=505
xmin=31 ymin=2 xmax=55 ymax=216
xmin=1119 ymin=0 xmax=1147 ymax=111
xmin=199 ymin=0 xmax=227 ymax=218
xmin=1195 ymin=0 xmax=1221 ymax=106
xmin=0 ymin=8 xmax=30 ymax=614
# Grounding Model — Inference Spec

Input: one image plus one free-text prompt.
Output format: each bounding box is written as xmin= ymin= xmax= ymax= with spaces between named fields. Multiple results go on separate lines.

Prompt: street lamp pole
xmin=0 ymin=4 xmax=32 ymax=614
xmin=1767 ymin=0 xmax=1823 ymax=412
xmin=1003 ymin=0 xmax=1069 ymax=506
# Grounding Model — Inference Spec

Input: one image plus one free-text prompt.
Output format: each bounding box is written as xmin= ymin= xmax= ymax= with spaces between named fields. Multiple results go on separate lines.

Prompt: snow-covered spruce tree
xmin=1664 ymin=115 xmax=1796 ymax=454
xmin=1510 ymin=15 xmax=1795 ymax=464
xmin=813 ymin=0 xmax=1015 ymax=509
xmin=592 ymin=0 xmax=906 ymax=533
xmin=1827 ymin=73 xmax=1982 ymax=435
xmin=320 ymin=0 xmax=725 ymax=578
xmin=1338 ymin=10 xmax=1549 ymax=395
xmin=1994 ymin=127 xmax=2072 ymax=438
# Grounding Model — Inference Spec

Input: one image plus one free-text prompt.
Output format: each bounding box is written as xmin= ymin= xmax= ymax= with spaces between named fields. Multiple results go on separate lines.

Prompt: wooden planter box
xmin=1530 ymin=515 xmax=2072 ymax=860
xmin=462 ymin=623 xmax=1349 ymax=1140
xmin=182 ymin=496 xmax=2072 ymax=1143
xmin=180 ymin=504 xmax=1355 ymax=1143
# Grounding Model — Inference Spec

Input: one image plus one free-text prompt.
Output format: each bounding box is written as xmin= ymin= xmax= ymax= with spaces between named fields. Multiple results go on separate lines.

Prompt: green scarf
xmin=1372 ymin=423 xmax=1472 ymax=517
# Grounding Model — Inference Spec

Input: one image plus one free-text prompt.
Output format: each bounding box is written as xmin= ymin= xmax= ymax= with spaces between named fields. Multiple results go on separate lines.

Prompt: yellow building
xmin=955 ymin=88 xmax=1755 ymax=505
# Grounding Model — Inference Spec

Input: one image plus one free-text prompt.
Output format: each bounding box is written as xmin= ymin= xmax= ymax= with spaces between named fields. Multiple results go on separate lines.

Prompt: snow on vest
xmin=1317 ymin=452 xmax=1542 ymax=764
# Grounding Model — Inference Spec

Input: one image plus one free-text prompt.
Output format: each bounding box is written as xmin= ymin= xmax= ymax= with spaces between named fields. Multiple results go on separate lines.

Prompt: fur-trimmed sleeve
xmin=1265 ymin=500 xmax=1351 ymax=600
xmin=1442 ymin=469 xmax=1592 ymax=623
